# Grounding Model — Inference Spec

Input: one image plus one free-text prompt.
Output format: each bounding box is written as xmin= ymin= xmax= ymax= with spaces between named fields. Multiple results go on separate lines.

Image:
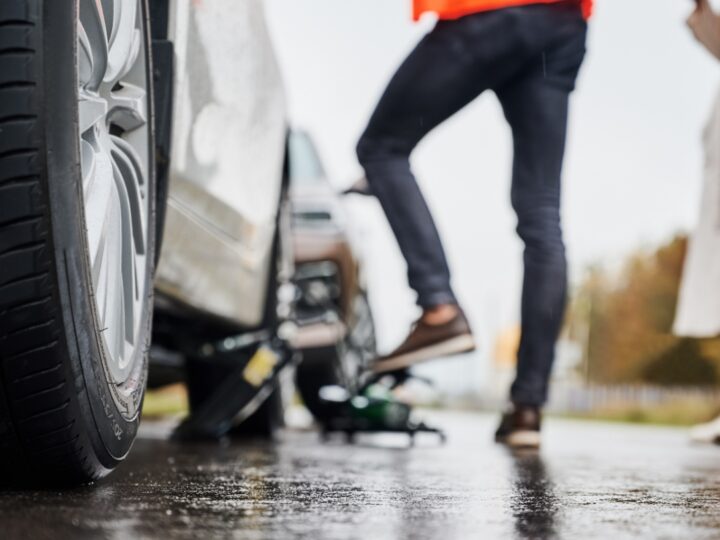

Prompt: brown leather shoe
xmin=495 ymin=405 xmax=542 ymax=449
xmin=372 ymin=310 xmax=476 ymax=374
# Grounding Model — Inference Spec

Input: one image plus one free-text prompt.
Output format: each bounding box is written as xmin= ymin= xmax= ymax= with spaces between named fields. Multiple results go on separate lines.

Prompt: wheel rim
xmin=77 ymin=0 xmax=150 ymax=385
xmin=346 ymin=295 xmax=376 ymax=370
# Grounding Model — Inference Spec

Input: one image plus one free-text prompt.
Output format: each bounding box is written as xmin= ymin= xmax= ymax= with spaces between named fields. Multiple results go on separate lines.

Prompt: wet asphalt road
xmin=2 ymin=411 xmax=720 ymax=540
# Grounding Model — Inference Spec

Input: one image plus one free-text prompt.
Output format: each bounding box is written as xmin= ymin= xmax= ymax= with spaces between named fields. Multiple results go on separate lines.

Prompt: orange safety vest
xmin=413 ymin=0 xmax=593 ymax=21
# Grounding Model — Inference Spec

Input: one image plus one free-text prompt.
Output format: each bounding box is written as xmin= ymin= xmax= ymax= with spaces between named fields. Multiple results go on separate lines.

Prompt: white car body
xmin=155 ymin=0 xmax=287 ymax=327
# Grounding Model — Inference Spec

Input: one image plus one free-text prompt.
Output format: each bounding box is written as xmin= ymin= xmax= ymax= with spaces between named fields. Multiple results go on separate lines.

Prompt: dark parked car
xmin=288 ymin=132 xmax=377 ymax=420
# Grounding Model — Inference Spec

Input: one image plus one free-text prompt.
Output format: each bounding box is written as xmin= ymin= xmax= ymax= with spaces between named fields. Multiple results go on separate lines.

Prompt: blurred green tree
xmin=569 ymin=235 xmax=720 ymax=386
xmin=643 ymin=339 xmax=717 ymax=387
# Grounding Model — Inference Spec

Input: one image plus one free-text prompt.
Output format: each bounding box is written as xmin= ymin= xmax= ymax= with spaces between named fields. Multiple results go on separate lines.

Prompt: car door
xmin=155 ymin=0 xmax=287 ymax=327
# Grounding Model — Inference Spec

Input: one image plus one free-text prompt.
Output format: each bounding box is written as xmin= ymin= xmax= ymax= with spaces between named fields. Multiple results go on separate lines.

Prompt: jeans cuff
xmin=417 ymin=290 xmax=458 ymax=309
xmin=510 ymin=385 xmax=547 ymax=407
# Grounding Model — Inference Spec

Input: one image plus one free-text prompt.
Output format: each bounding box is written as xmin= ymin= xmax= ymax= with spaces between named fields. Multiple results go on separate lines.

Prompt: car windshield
xmin=289 ymin=132 xmax=326 ymax=185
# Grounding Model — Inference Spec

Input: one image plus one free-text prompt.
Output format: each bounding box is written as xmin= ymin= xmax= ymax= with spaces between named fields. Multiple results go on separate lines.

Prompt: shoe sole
xmin=499 ymin=430 xmax=541 ymax=449
xmin=372 ymin=334 xmax=476 ymax=374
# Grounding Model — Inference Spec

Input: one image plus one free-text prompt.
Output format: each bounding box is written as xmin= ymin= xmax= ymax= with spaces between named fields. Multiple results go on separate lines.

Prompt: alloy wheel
xmin=77 ymin=0 xmax=151 ymax=385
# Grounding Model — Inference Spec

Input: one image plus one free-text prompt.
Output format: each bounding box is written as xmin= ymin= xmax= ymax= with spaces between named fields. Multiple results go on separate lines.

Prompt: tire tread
xmin=0 ymin=0 xmax=99 ymax=485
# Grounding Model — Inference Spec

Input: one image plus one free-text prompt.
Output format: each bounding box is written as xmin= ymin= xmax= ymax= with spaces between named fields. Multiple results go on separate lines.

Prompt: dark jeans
xmin=356 ymin=3 xmax=587 ymax=406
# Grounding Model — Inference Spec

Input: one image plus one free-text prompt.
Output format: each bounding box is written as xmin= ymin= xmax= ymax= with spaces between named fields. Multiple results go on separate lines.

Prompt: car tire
xmin=296 ymin=345 xmax=344 ymax=421
xmin=0 ymin=0 xmax=155 ymax=486
xmin=296 ymin=292 xmax=377 ymax=422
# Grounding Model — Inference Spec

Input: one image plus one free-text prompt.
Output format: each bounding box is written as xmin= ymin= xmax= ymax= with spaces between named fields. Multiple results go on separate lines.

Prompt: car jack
xmin=317 ymin=373 xmax=447 ymax=446
xmin=172 ymin=325 xmax=298 ymax=441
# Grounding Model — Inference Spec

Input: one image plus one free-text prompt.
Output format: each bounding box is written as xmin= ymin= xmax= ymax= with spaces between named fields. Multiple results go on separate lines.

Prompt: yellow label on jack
xmin=243 ymin=347 xmax=279 ymax=387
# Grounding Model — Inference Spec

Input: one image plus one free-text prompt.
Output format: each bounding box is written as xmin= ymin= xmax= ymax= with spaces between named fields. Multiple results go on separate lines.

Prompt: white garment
xmin=674 ymin=87 xmax=720 ymax=337
xmin=689 ymin=414 xmax=720 ymax=444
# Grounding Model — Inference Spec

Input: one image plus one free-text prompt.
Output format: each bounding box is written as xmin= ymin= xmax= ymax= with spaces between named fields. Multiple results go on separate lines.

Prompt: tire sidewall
xmin=44 ymin=0 xmax=155 ymax=465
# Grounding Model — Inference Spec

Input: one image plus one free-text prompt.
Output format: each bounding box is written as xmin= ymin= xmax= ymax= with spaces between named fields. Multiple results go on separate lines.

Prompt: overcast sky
xmin=264 ymin=0 xmax=720 ymax=394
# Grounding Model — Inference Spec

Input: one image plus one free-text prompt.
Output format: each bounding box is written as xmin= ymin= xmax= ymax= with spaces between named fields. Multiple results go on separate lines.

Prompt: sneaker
xmin=372 ymin=310 xmax=476 ymax=374
xmin=690 ymin=415 xmax=720 ymax=444
xmin=495 ymin=405 xmax=542 ymax=449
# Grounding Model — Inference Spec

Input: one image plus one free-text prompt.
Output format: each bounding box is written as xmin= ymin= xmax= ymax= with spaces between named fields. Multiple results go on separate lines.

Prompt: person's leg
xmin=496 ymin=13 xmax=587 ymax=410
xmin=356 ymin=13 xmax=531 ymax=310
xmin=357 ymin=29 xmax=469 ymax=309
xmin=357 ymin=12 xmax=546 ymax=372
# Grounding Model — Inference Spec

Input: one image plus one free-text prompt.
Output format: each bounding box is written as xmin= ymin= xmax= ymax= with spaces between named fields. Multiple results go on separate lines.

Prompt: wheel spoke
xmin=106 ymin=231 xmax=125 ymax=361
xmin=106 ymin=0 xmax=140 ymax=84
xmin=77 ymin=23 xmax=94 ymax=89
xmin=82 ymin=137 xmax=114 ymax=266
xmin=110 ymin=159 xmax=137 ymax=346
xmin=79 ymin=0 xmax=109 ymax=91
xmin=116 ymin=261 xmax=127 ymax=361
xmin=95 ymin=230 xmax=110 ymax=330
xmin=110 ymin=136 xmax=146 ymax=255
xmin=79 ymin=91 xmax=108 ymax=135
xmin=112 ymin=136 xmax=145 ymax=187
xmin=80 ymin=138 xmax=96 ymax=194
xmin=100 ymin=0 xmax=116 ymax=40
xmin=100 ymin=187 xmax=121 ymax=335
